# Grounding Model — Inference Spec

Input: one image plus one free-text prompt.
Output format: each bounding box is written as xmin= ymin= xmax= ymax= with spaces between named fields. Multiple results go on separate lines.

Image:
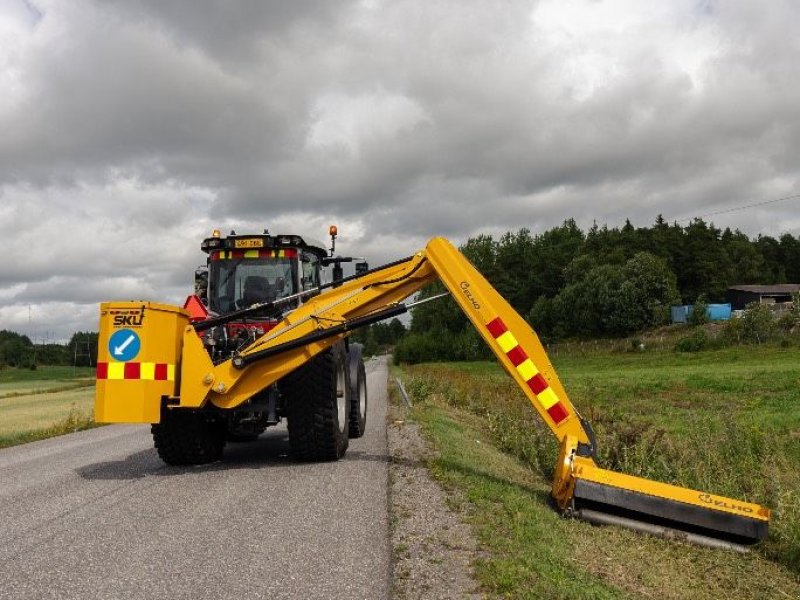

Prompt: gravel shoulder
xmin=387 ymin=382 xmax=482 ymax=600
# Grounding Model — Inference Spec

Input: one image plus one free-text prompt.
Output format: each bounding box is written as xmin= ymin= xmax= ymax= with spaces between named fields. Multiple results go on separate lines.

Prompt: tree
xmin=547 ymin=252 xmax=679 ymax=337
xmin=0 ymin=330 xmax=35 ymax=367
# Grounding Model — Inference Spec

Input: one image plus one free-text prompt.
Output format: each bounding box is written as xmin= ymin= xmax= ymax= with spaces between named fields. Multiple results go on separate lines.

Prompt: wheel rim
xmin=336 ymin=360 xmax=346 ymax=433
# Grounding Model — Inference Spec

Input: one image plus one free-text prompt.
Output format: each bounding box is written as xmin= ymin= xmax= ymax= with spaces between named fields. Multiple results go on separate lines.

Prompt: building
xmin=725 ymin=284 xmax=800 ymax=311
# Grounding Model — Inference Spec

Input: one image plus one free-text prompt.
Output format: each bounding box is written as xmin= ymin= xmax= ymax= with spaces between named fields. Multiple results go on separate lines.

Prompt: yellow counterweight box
xmin=95 ymin=301 xmax=189 ymax=423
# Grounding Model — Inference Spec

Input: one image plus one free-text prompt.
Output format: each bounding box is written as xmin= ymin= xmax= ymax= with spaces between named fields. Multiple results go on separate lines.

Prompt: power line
xmin=691 ymin=193 xmax=800 ymax=221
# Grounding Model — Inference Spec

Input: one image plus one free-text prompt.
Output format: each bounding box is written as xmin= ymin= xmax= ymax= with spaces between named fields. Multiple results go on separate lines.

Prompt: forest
xmin=394 ymin=216 xmax=800 ymax=362
xmin=0 ymin=330 xmax=97 ymax=369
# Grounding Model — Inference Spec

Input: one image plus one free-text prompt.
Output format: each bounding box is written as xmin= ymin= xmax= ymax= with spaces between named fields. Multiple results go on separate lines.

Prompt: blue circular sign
xmin=108 ymin=329 xmax=141 ymax=362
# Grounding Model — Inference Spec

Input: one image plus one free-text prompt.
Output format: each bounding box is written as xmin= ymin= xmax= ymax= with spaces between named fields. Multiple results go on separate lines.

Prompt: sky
xmin=1 ymin=0 xmax=799 ymax=343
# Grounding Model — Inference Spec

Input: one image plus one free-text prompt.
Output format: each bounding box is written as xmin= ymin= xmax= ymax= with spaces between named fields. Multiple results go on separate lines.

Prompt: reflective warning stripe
xmin=211 ymin=249 xmax=299 ymax=260
xmin=96 ymin=362 xmax=175 ymax=381
xmin=485 ymin=317 xmax=570 ymax=425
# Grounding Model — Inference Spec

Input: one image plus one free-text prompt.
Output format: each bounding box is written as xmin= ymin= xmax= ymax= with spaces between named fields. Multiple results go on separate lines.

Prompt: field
xmin=0 ymin=366 xmax=98 ymax=448
xmin=395 ymin=345 xmax=800 ymax=599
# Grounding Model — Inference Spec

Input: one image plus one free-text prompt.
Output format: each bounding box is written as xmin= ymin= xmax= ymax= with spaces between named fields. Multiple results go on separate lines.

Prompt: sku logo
xmin=113 ymin=310 xmax=145 ymax=327
xmin=460 ymin=281 xmax=480 ymax=310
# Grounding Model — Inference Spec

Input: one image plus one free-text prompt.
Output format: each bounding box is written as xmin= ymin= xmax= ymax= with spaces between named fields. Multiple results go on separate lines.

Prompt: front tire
xmin=285 ymin=345 xmax=350 ymax=461
xmin=151 ymin=408 xmax=226 ymax=465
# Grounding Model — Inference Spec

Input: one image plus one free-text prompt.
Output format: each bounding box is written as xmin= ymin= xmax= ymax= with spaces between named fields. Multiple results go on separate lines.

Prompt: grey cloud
xmin=1 ymin=0 xmax=799 ymax=341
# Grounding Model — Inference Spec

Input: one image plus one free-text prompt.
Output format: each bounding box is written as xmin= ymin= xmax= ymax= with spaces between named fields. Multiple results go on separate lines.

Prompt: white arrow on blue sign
xmin=108 ymin=329 xmax=141 ymax=362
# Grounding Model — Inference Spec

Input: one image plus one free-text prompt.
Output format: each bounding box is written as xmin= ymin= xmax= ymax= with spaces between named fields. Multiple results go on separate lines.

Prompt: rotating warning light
xmin=212 ymin=229 xmax=221 ymax=238
xmin=329 ymin=225 xmax=338 ymax=237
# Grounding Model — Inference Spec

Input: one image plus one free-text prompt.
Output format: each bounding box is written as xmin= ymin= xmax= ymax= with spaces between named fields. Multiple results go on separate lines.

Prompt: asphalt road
xmin=0 ymin=357 xmax=391 ymax=600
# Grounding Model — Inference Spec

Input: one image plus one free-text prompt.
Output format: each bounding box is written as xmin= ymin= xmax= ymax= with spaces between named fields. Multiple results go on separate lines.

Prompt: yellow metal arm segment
xmin=424 ymin=238 xmax=592 ymax=447
xmin=179 ymin=237 xmax=591 ymax=447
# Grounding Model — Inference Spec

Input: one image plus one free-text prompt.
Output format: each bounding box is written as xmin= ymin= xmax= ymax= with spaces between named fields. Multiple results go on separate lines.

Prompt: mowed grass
xmin=396 ymin=345 xmax=800 ymax=598
xmin=0 ymin=367 xmax=98 ymax=448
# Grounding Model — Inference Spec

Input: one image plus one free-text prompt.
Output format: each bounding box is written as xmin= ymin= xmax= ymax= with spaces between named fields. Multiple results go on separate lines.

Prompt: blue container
xmin=671 ymin=303 xmax=732 ymax=323
xmin=707 ymin=303 xmax=732 ymax=321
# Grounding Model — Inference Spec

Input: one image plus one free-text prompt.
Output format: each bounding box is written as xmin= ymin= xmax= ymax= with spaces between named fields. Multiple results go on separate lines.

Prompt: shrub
xmin=777 ymin=312 xmax=797 ymax=333
xmin=674 ymin=328 xmax=710 ymax=352
xmin=742 ymin=302 xmax=776 ymax=344
xmin=393 ymin=327 xmax=492 ymax=364
xmin=719 ymin=317 xmax=745 ymax=345
xmin=688 ymin=295 xmax=710 ymax=326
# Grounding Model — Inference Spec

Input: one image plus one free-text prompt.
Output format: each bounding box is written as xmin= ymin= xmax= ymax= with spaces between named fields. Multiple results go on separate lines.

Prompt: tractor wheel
xmin=285 ymin=345 xmax=350 ymax=461
xmin=151 ymin=408 xmax=226 ymax=465
xmin=348 ymin=359 xmax=367 ymax=438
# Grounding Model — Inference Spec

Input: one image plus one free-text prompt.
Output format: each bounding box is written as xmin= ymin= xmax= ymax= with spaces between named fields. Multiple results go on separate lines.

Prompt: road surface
xmin=0 ymin=357 xmax=391 ymax=600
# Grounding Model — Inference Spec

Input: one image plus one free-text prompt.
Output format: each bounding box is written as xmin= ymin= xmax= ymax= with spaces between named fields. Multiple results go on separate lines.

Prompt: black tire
xmin=151 ymin=408 xmax=226 ymax=465
xmin=285 ymin=345 xmax=350 ymax=461
xmin=348 ymin=359 xmax=367 ymax=438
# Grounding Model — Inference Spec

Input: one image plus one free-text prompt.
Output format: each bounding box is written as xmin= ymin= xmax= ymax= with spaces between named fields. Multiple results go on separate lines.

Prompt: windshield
xmin=208 ymin=252 xmax=297 ymax=314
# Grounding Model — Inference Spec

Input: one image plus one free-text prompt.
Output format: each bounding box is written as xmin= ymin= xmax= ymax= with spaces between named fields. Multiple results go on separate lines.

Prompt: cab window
xmin=301 ymin=252 xmax=320 ymax=291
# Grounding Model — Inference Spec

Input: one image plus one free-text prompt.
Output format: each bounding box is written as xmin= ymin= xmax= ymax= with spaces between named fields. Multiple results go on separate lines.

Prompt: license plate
xmin=234 ymin=239 xmax=264 ymax=248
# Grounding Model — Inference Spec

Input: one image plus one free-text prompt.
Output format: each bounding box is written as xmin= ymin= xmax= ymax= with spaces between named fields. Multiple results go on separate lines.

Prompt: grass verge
xmin=396 ymin=346 xmax=800 ymax=598
xmin=0 ymin=366 xmax=100 ymax=449
xmin=0 ymin=405 xmax=101 ymax=449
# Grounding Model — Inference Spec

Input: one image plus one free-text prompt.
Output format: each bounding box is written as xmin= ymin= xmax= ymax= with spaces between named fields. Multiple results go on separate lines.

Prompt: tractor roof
xmin=201 ymin=232 xmax=328 ymax=257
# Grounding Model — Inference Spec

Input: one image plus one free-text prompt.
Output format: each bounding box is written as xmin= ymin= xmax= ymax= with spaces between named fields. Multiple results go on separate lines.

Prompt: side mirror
xmin=194 ymin=266 xmax=208 ymax=299
xmin=332 ymin=263 xmax=344 ymax=287
xmin=355 ymin=262 xmax=369 ymax=275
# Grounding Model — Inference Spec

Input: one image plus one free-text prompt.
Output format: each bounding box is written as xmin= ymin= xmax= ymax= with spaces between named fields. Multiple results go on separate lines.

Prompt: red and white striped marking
xmin=486 ymin=317 xmax=569 ymax=424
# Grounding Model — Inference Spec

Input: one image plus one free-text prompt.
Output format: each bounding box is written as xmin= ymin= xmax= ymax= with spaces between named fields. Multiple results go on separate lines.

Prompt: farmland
xmin=0 ymin=366 xmax=97 ymax=448
xmin=395 ymin=345 xmax=800 ymax=598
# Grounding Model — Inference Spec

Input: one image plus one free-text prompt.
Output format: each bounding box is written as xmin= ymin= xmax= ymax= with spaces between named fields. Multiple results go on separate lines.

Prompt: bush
xmin=777 ymin=311 xmax=798 ymax=333
xmin=719 ymin=317 xmax=745 ymax=345
xmin=674 ymin=328 xmax=710 ymax=352
xmin=394 ymin=327 xmax=492 ymax=364
xmin=742 ymin=302 xmax=776 ymax=344
xmin=688 ymin=295 xmax=710 ymax=326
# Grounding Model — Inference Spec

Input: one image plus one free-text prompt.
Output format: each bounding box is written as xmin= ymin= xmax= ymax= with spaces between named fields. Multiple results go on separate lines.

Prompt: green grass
xmin=396 ymin=345 xmax=800 ymax=598
xmin=0 ymin=365 xmax=94 ymax=384
xmin=0 ymin=366 xmax=99 ymax=448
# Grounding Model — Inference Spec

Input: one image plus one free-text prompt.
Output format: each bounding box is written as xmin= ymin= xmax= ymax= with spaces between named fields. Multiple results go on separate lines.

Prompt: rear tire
xmin=348 ymin=359 xmax=367 ymax=438
xmin=285 ymin=345 xmax=350 ymax=461
xmin=151 ymin=408 xmax=226 ymax=465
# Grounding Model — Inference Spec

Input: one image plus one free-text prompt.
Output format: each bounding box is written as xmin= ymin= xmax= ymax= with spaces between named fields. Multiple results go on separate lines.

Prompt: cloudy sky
xmin=1 ymin=0 xmax=799 ymax=342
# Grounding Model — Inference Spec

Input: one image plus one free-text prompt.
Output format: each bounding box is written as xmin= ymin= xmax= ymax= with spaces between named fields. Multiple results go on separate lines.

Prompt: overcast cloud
xmin=1 ymin=0 xmax=799 ymax=341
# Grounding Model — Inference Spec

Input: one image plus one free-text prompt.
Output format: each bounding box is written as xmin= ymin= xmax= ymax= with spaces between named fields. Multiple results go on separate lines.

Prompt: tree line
xmin=0 ymin=330 xmax=98 ymax=369
xmin=6 ymin=216 xmax=798 ymax=367
xmin=395 ymin=216 xmax=800 ymax=362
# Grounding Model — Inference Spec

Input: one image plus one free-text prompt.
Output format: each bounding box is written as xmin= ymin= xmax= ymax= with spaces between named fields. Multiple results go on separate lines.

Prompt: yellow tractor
xmin=95 ymin=229 xmax=770 ymax=550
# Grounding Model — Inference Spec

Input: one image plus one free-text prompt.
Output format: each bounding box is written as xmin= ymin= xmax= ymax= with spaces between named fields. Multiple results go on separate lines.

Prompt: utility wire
xmin=690 ymin=193 xmax=800 ymax=221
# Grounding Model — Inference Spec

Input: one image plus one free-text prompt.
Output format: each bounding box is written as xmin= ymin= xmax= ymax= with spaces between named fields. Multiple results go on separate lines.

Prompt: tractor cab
xmin=187 ymin=227 xmax=367 ymax=363
xmin=186 ymin=230 xmax=329 ymax=360
xmin=199 ymin=230 xmax=328 ymax=314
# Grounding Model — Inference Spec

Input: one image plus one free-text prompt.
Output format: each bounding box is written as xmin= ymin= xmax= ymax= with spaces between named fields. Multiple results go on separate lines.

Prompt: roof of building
xmin=727 ymin=284 xmax=800 ymax=294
